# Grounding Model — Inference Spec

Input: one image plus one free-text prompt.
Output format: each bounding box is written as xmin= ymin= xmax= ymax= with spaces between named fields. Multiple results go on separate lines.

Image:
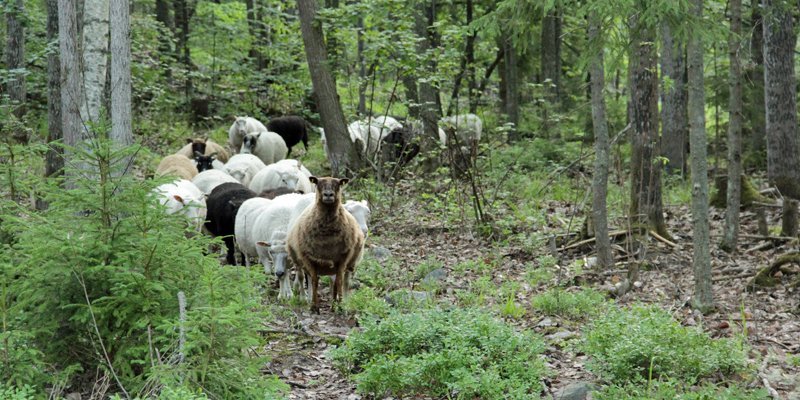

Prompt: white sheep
xmin=369 ymin=115 xmax=403 ymax=132
xmin=248 ymin=159 xmax=315 ymax=195
xmin=154 ymin=179 xmax=207 ymax=231
xmin=228 ymin=116 xmax=267 ymax=153
xmin=349 ymin=120 xmax=388 ymax=159
xmin=233 ymin=197 xmax=273 ymax=268
xmin=156 ymin=154 xmax=199 ymax=180
xmin=240 ymin=130 xmax=288 ymax=166
xmin=222 ymin=154 xmax=267 ymax=187
xmin=440 ymin=113 xmax=482 ymax=146
xmin=192 ymin=169 xmax=239 ymax=196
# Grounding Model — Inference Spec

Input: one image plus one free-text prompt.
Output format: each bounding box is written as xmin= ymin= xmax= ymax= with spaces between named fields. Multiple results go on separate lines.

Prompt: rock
xmin=385 ymin=290 xmax=431 ymax=306
xmin=422 ymin=268 xmax=447 ymax=284
xmin=370 ymin=246 xmax=392 ymax=261
xmin=537 ymin=318 xmax=555 ymax=328
xmin=547 ymin=331 xmax=577 ymax=342
xmin=553 ymin=381 xmax=598 ymax=400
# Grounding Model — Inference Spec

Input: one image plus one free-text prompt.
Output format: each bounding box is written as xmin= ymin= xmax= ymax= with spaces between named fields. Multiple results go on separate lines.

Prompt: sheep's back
xmin=156 ymin=154 xmax=199 ymax=180
xmin=205 ymin=182 xmax=257 ymax=237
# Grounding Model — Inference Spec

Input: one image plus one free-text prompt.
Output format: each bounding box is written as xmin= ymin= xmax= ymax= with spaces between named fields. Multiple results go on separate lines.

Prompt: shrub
xmin=331 ymin=308 xmax=548 ymax=399
xmin=0 ymin=384 xmax=35 ymax=400
xmin=531 ymin=288 xmax=607 ymax=318
xmin=594 ymin=380 xmax=768 ymax=400
xmin=581 ymin=304 xmax=749 ymax=383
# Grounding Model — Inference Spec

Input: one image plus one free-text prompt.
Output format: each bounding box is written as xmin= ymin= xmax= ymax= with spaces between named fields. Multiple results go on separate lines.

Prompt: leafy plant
xmin=581 ymin=304 xmax=750 ymax=383
xmin=594 ymin=379 xmax=768 ymax=400
xmin=531 ymin=288 xmax=607 ymax=318
xmin=331 ymin=308 xmax=548 ymax=399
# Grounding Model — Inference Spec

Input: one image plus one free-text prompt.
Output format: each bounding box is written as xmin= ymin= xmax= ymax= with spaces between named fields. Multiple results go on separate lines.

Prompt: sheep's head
xmin=187 ymin=137 xmax=207 ymax=155
xmin=227 ymin=167 xmax=248 ymax=184
xmin=193 ymin=151 xmax=217 ymax=172
xmin=279 ymin=171 xmax=300 ymax=191
xmin=240 ymin=132 xmax=260 ymax=154
xmin=256 ymin=231 xmax=292 ymax=299
xmin=233 ymin=116 xmax=248 ymax=134
xmin=309 ymin=176 xmax=348 ymax=205
xmin=344 ymin=200 xmax=371 ymax=238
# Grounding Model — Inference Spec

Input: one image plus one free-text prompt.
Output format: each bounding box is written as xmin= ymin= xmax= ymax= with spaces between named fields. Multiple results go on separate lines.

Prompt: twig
xmin=745 ymin=241 xmax=778 ymax=254
xmin=177 ymin=291 xmax=187 ymax=366
xmin=649 ymin=230 xmax=678 ymax=248
xmin=74 ymin=271 xmax=130 ymax=399
xmin=759 ymin=358 xmax=781 ymax=399
xmin=557 ymin=230 xmax=628 ymax=251
xmin=739 ymin=233 xmax=796 ymax=241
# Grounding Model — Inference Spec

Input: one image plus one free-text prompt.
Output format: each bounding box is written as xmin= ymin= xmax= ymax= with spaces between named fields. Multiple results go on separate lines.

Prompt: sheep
xmin=369 ymin=115 xmax=403 ymax=133
xmin=286 ymin=177 xmax=365 ymax=312
xmin=240 ymin=131 xmax=288 ymax=166
xmin=222 ymin=153 xmax=267 ymax=187
xmin=381 ymin=126 xmax=421 ymax=167
xmin=259 ymin=187 xmax=305 ymax=199
xmin=154 ymin=179 xmax=207 ymax=231
xmin=407 ymin=119 xmax=447 ymax=147
xmin=178 ymin=138 xmax=231 ymax=163
xmin=440 ymin=113 xmax=483 ymax=147
xmin=348 ymin=120 xmax=387 ymax=159
xmin=156 ymin=154 xmax=199 ymax=180
xmin=205 ymin=182 xmax=258 ymax=265
xmin=192 ymin=169 xmax=239 ymax=196
xmin=248 ymin=159 xmax=315 ymax=195
xmin=228 ymin=116 xmax=267 ymax=153
xmin=233 ymin=197 xmax=273 ymax=268
xmin=191 ymin=152 xmax=226 ymax=172
xmin=267 ymin=116 xmax=310 ymax=157
xmin=242 ymin=192 xmax=307 ymax=299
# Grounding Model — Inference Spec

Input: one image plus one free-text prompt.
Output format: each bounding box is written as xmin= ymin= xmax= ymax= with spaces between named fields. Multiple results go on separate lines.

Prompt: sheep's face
xmin=279 ymin=172 xmax=300 ymax=191
xmin=188 ymin=138 xmax=207 ymax=155
xmin=310 ymin=176 xmax=348 ymax=205
xmin=234 ymin=117 xmax=248 ymax=134
xmin=194 ymin=152 xmax=216 ymax=172
xmin=240 ymin=133 xmax=259 ymax=154
xmin=345 ymin=200 xmax=371 ymax=237
xmin=228 ymin=168 xmax=247 ymax=184
xmin=256 ymin=238 xmax=288 ymax=278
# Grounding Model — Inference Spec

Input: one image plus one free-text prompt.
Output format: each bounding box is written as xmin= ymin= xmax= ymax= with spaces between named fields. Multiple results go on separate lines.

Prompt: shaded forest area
xmin=0 ymin=0 xmax=799 ymax=399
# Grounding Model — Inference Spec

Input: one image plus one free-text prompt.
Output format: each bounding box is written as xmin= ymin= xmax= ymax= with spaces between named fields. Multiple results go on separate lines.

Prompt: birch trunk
xmin=81 ymin=0 xmax=110 ymax=124
xmin=110 ymin=0 xmax=133 ymax=153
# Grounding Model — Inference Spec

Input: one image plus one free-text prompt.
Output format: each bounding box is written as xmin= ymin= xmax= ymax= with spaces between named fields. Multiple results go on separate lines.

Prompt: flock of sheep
xmin=150 ymin=112 xmax=482 ymax=311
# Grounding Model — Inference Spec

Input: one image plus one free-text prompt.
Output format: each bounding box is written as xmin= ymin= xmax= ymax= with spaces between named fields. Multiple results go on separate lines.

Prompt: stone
xmin=552 ymin=382 xmax=598 ymax=400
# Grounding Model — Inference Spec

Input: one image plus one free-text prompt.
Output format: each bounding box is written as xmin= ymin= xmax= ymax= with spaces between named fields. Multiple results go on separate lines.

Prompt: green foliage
xmin=331 ymin=308 xmax=548 ymax=399
xmin=0 ymin=384 xmax=35 ymax=400
xmin=341 ymin=286 xmax=392 ymax=319
xmin=581 ymin=305 xmax=750 ymax=384
xmin=594 ymin=380 xmax=768 ymax=400
xmin=531 ymin=288 xmax=608 ymax=319
xmin=1 ymin=140 xmax=282 ymax=396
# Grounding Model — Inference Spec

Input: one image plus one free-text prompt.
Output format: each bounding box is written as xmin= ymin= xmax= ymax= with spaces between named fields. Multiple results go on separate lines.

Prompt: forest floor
xmin=257 ymin=182 xmax=800 ymax=399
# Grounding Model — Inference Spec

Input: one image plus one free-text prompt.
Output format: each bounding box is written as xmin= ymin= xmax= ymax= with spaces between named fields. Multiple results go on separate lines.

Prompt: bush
xmin=1 ymin=140 xmax=284 ymax=396
xmin=581 ymin=304 xmax=749 ymax=383
xmin=594 ymin=380 xmax=768 ymax=400
xmin=331 ymin=308 xmax=548 ymax=399
xmin=531 ymin=288 xmax=607 ymax=318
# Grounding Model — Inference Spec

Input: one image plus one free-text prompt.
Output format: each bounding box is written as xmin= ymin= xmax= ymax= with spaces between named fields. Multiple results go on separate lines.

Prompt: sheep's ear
xmin=256 ymin=132 xmax=262 ymax=139
xmin=186 ymin=138 xmax=194 ymax=144
xmin=309 ymin=176 xmax=318 ymax=184
xmin=339 ymin=178 xmax=349 ymax=186
xmin=173 ymin=194 xmax=185 ymax=204
xmin=256 ymin=241 xmax=270 ymax=247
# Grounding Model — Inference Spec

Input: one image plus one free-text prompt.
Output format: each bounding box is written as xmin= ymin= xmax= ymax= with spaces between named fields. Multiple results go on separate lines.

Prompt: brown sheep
xmin=286 ymin=177 xmax=364 ymax=312
xmin=156 ymin=154 xmax=199 ymax=180
xmin=177 ymin=138 xmax=231 ymax=163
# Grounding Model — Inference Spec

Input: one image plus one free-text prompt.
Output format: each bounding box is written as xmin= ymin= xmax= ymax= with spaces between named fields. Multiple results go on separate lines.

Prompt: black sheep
xmin=205 ymin=182 xmax=258 ymax=265
xmin=266 ymin=116 xmax=309 ymax=157
xmin=381 ymin=126 xmax=421 ymax=167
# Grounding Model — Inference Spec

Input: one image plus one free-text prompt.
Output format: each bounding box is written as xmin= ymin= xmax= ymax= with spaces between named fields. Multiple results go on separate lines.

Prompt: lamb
xmin=228 ymin=116 xmax=267 ymax=153
xmin=237 ymin=192 xmax=306 ymax=299
xmin=286 ymin=177 xmax=365 ymax=312
xmin=154 ymin=179 xmax=207 ymax=231
xmin=222 ymin=153 xmax=267 ymax=187
xmin=178 ymin=138 xmax=230 ymax=163
xmin=156 ymin=154 xmax=199 ymax=180
xmin=248 ymin=159 xmax=314 ymax=195
xmin=267 ymin=116 xmax=310 ymax=157
xmin=440 ymin=113 xmax=483 ymax=147
xmin=192 ymin=169 xmax=239 ymax=196
xmin=205 ymin=182 xmax=258 ymax=264
xmin=240 ymin=130 xmax=288 ymax=166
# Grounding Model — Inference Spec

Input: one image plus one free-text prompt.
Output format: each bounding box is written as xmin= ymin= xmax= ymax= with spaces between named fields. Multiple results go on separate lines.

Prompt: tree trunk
xmin=245 ymin=0 xmax=264 ymax=69
xmin=81 ymin=0 xmax=110 ymax=125
xmin=588 ymin=12 xmax=613 ymax=269
xmin=762 ymin=0 xmax=800 ymax=199
xmin=629 ymin=8 xmax=668 ymax=237
xmin=660 ymin=22 xmax=688 ymax=177
xmin=155 ymin=0 xmax=172 ymax=31
xmin=174 ymin=0 xmax=193 ymax=101
xmin=402 ymin=74 xmax=420 ymax=119
xmin=722 ymin=0 xmax=743 ymax=253
xmin=688 ymin=0 xmax=712 ymax=312
xmin=746 ymin=1 xmax=766 ymax=167
xmin=414 ymin=2 xmax=442 ymax=149
xmin=470 ymin=48 xmax=502 ymax=114
xmin=46 ymin=0 xmax=64 ymax=179
xmin=5 ymin=0 xmax=26 ymax=131
xmin=110 ymin=0 xmax=133 ymax=155
xmin=357 ymin=16 xmax=367 ymax=116
xmin=502 ymin=37 xmax=520 ymax=142
xmin=296 ymin=0 xmax=360 ymax=175
xmin=446 ymin=0 xmax=476 ymax=117
xmin=782 ymin=199 xmax=798 ymax=237
xmin=541 ymin=3 xmax=561 ymax=104
xmin=60 ymin=0 xmax=87 ymax=179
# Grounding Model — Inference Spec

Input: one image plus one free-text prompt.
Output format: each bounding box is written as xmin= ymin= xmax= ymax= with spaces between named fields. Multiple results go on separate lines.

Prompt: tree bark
xmin=296 ymin=0 xmax=360 ymax=175
xmin=357 ymin=16 xmax=367 ymax=116
xmin=60 ymin=0 xmax=87 ymax=179
xmin=629 ymin=7 xmax=668 ymax=237
xmin=588 ymin=12 xmax=613 ymax=269
xmin=81 ymin=0 xmax=110 ymax=124
xmin=470 ymin=47 xmax=502 ymax=114
xmin=660 ymin=22 xmax=688 ymax=177
xmin=155 ymin=0 xmax=172 ymax=31
xmin=722 ymin=0 xmax=743 ymax=253
xmin=414 ymin=2 xmax=442 ymax=148
xmin=541 ymin=3 xmax=561 ymax=104
xmin=502 ymin=36 xmax=520 ymax=142
xmin=745 ymin=1 xmax=766 ymax=167
xmin=446 ymin=0 xmax=476 ymax=117
xmin=5 ymin=0 xmax=26 ymax=129
xmin=688 ymin=0 xmax=712 ymax=312
xmin=110 ymin=0 xmax=133 ymax=154
xmin=762 ymin=0 xmax=800 ymax=199
xmin=174 ymin=0 xmax=194 ymax=100
xmin=46 ymin=0 xmax=64 ymax=180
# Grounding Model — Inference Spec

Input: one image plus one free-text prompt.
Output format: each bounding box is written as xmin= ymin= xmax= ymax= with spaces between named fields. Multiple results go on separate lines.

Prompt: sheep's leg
xmin=224 ymin=236 xmax=236 ymax=265
xmin=333 ymin=268 xmax=345 ymax=303
xmin=310 ymin=271 xmax=320 ymax=313
xmin=278 ymin=271 xmax=293 ymax=299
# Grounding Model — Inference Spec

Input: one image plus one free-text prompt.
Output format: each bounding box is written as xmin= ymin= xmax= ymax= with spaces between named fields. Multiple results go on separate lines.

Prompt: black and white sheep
xmin=267 ymin=116 xmax=310 ymax=157
xmin=178 ymin=138 xmax=230 ymax=163
xmin=228 ymin=116 xmax=267 ymax=153
xmin=156 ymin=154 xmax=199 ymax=180
xmin=240 ymin=131 xmax=288 ymax=166
xmin=286 ymin=177 xmax=365 ymax=312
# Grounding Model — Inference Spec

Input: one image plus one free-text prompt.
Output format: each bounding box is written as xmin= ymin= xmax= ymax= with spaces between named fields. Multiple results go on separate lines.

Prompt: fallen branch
xmin=649 ymin=230 xmax=678 ymax=248
xmin=745 ymin=241 xmax=777 ymax=254
xmin=558 ymin=230 xmax=628 ymax=251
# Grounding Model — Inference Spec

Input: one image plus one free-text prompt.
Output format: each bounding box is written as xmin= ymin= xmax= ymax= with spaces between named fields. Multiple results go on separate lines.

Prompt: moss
xmin=711 ymin=174 xmax=772 ymax=209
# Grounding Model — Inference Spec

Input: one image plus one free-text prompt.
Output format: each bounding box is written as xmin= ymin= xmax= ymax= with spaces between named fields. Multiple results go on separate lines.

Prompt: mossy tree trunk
xmin=660 ymin=21 xmax=688 ymax=177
